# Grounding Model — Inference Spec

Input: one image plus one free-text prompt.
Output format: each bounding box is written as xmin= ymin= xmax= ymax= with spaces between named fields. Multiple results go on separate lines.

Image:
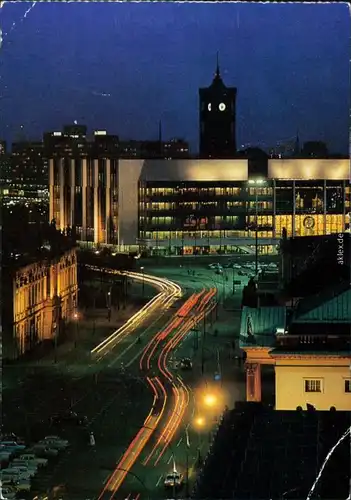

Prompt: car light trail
xmin=97 ymin=280 xmax=217 ymax=500
xmin=97 ymin=376 xmax=167 ymax=500
xmin=141 ymin=289 xmax=216 ymax=467
xmin=89 ymin=267 xmax=182 ymax=360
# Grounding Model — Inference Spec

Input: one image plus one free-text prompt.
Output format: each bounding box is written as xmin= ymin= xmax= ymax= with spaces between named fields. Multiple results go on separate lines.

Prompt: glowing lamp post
xmin=73 ymin=311 xmax=79 ymax=348
xmin=140 ymin=266 xmax=145 ymax=298
xmin=203 ymin=394 xmax=217 ymax=408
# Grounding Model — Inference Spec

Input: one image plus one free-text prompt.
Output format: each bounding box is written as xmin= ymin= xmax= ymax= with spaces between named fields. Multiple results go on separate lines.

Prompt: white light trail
xmin=1 ymin=1 xmax=36 ymax=47
xmin=306 ymin=425 xmax=351 ymax=500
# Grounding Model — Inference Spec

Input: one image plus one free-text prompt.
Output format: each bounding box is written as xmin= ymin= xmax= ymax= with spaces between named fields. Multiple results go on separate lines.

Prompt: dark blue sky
xmin=1 ymin=2 xmax=349 ymax=154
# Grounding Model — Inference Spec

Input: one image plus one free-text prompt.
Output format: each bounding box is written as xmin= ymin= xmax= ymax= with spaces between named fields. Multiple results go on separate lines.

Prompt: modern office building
xmin=49 ymin=157 xmax=350 ymax=254
xmin=199 ymin=59 xmax=237 ymax=158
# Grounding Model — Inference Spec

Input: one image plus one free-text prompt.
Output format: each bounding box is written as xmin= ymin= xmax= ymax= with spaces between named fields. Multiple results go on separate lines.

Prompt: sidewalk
xmin=3 ymin=299 xmax=148 ymax=389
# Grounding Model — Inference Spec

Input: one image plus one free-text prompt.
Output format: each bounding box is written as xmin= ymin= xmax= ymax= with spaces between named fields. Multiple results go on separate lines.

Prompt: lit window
xmin=345 ymin=380 xmax=351 ymax=393
xmin=304 ymin=379 xmax=322 ymax=393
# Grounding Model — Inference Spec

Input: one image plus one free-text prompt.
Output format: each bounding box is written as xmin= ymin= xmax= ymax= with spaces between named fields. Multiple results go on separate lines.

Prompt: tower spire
xmin=216 ymin=51 xmax=220 ymax=78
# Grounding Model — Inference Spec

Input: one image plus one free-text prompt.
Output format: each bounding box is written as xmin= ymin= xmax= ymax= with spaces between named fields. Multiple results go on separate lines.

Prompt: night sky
xmin=1 ymin=2 xmax=349 ymax=154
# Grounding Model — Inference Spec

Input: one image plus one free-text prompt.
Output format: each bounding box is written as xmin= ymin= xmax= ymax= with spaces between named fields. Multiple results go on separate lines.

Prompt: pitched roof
xmin=294 ymin=285 xmax=351 ymax=323
xmin=239 ymin=306 xmax=286 ymax=348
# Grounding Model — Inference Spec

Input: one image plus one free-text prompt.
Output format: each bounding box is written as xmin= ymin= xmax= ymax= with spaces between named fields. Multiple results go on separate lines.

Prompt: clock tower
xmin=199 ymin=56 xmax=237 ymax=158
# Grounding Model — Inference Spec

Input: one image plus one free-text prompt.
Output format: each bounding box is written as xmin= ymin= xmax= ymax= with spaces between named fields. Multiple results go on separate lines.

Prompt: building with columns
xmin=49 ymin=157 xmax=350 ymax=254
xmin=240 ymin=284 xmax=351 ymax=411
xmin=2 ymin=243 xmax=78 ymax=360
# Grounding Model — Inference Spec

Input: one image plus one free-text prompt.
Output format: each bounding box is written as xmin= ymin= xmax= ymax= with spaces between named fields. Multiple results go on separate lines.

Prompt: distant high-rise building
xmin=0 ymin=140 xmax=7 ymax=155
xmin=92 ymin=130 xmax=119 ymax=157
xmin=119 ymin=138 xmax=189 ymax=159
xmin=199 ymin=55 xmax=237 ymax=158
xmin=43 ymin=124 xmax=89 ymax=158
xmin=11 ymin=141 xmax=47 ymax=184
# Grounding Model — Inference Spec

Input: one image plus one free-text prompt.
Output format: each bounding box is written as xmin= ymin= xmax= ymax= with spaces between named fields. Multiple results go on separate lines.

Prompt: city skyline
xmin=1 ymin=2 xmax=349 ymax=154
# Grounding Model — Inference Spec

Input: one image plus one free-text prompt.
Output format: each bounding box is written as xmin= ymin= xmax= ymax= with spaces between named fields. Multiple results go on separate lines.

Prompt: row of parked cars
xmin=0 ymin=434 xmax=69 ymax=498
xmin=209 ymin=261 xmax=278 ymax=275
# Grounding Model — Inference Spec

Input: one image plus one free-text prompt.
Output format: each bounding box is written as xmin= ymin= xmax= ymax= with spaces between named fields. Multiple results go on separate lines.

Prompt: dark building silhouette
xmin=199 ymin=56 xmax=237 ymax=158
xmin=302 ymin=141 xmax=329 ymax=158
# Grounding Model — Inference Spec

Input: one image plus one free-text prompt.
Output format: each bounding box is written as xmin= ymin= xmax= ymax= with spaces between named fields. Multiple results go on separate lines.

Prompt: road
xmin=3 ymin=257 xmax=275 ymax=499
xmin=2 ymin=270 xmax=183 ymax=500
xmin=99 ymin=260 xmax=275 ymax=500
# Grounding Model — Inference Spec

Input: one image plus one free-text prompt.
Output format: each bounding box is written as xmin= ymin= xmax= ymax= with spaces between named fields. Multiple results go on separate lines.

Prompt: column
xmin=342 ymin=180 xmax=346 ymax=231
xmin=245 ymin=362 xmax=262 ymax=402
xmin=49 ymin=159 xmax=54 ymax=222
xmin=105 ymin=159 xmax=111 ymax=244
xmin=292 ymin=181 xmax=296 ymax=238
xmin=59 ymin=159 xmax=65 ymax=232
xmin=70 ymin=159 xmax=75 ymax=228
xmin=272 ymin=179 xmax=276 ymax=238
xmin=93 ymin=159 xmax=100 ymax=244
xmin=323 ymin=180 xmax=327 ymax=235
xmin=82 ymin=158 xmax=87 ymax=241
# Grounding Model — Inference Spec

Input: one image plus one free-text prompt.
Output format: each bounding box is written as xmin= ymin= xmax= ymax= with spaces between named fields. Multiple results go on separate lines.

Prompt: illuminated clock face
xmin=303 ymin=216 xmax=315 ymax=229
xmin=219 ymin=103 xmax=226 ymax=111
xmin=208 ymin=103 xmax=212 ymax=111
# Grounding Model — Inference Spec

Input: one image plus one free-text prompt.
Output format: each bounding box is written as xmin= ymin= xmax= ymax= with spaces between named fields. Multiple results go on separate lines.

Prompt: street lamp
xmin=140 ymin=266 xmax=145 ymax=298
xmin=248 ymin=179 xmax=264 ymax=275
xmin=73 ymin=312 xmax=79 ymax=348
xmin=203 ymin=393 xmax=217 ymax=408
xmin=193 ymin=416 xmax=205 ymax=468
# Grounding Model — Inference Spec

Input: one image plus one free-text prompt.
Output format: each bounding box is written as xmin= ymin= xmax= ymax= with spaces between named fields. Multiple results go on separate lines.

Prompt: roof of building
xmin=270 ymin=349 xmax=351 ymax=358
xmin=138 ymin=159 xmax=249 ymax=182
xmin=268 ymin=158 xmax=349 ymax=180
xmin=293 ymin=284 xmax=351 ymax=323
xmin=194 ymin=402 xmax=350 ymax=500
xmin=239 ymin=306 xmax=286 ymax=348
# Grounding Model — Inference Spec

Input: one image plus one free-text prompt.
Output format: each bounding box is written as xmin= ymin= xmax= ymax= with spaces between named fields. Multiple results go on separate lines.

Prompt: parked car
xmin=2 ymin=477 xmax=32 ymax=492
xmin=19 ymin=454 xmax=48 ymax=467
xmin=164 ymin=471 xmax=184 ymax=489
xmin=39 ymin=437 xmax=69 ymax=450
xmin=0 ymin=485 xmax=17 ymax=499
xmin=26 ymin=446 xmax=59 ymax=458
xmin=209 ymin=263 xmax=222 ymax=270
xmin=0 ymin=442 xmax=26 ymax=452
xmin=50 ymin=411 xmax=88 ymax=427
xmin=11 ymin=460 xmax=38 ymax=473
xmin=1 ymin=435 xmax=25 ymax=446
xmin=0 ymin=468 xmax=31 ymax=482
xmin=8 ymin=465 xmax=36 ymax=478
xmin=0 ymin=451 xmax=12 ymax=462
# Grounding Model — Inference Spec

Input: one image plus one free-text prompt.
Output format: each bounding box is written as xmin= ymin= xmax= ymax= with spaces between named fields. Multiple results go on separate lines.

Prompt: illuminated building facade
xmin=138 ymin=158 xmax=350 ymax=255
xmin=50 ymin=157 xmax=349 ymax=253
xmin=240 ymin=285 xmax=351 ymax=411
xmin=2 ymin=247 xmax=78 ymax=360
